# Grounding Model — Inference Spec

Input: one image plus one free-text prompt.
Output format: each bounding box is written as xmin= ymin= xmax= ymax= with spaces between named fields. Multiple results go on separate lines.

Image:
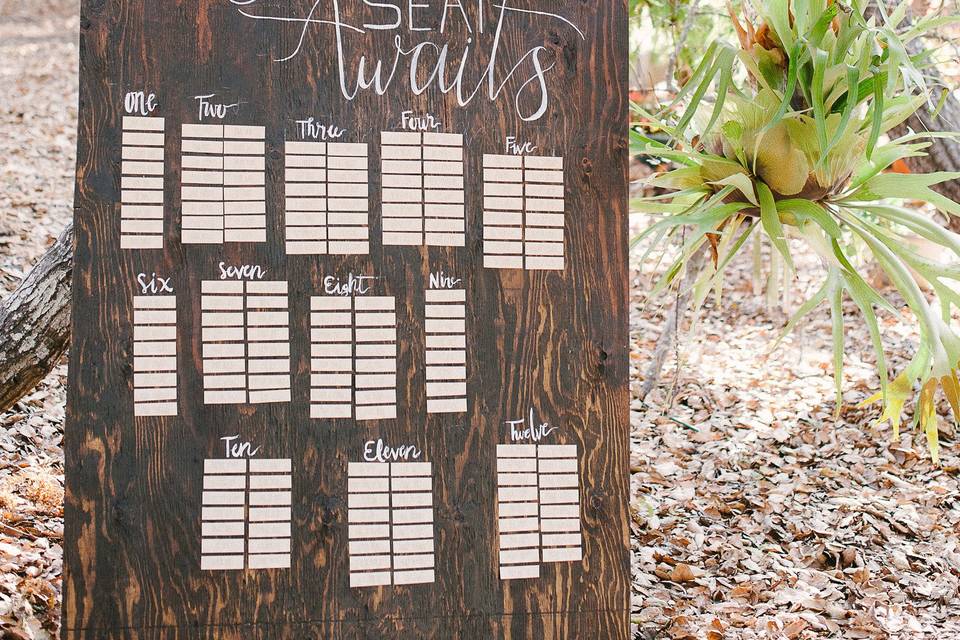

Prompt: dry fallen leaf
xmin=669 ymin=563 xmax=700 ymax=583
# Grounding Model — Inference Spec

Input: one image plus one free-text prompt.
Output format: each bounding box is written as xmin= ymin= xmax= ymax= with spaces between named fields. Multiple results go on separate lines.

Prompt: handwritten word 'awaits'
xmin=229 ymin=1 xmax=585 ymax=122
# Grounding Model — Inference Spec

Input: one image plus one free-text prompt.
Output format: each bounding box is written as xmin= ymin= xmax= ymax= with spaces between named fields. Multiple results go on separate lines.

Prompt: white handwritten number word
xmin=429 ymin=271 xmax=462 ymax=289
xmin=324 ymin=273 xmax=377 ymax=296
xmin=221 ymin=435 xmax=261 ymax=458
xmin=195 ymin=94 xmax=242 ymax=121
xmin=219 ymin=262 xmax=267 ymax=280
xmin=124 ymin=91 xmax=157 ymax=116
xmin=363 ymin=438 xmax=423 ymax=463
xmin=137 ymin=272 xmax=174 ymax=294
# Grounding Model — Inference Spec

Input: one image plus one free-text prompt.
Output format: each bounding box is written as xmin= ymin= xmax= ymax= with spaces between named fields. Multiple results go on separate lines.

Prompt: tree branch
xmin=0 ymin=222 xmax=73 ymax=414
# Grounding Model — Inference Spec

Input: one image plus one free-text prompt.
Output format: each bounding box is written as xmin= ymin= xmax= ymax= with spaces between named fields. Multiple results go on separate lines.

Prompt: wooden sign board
xmin=64 ymin=1 xmax=629 ymax=637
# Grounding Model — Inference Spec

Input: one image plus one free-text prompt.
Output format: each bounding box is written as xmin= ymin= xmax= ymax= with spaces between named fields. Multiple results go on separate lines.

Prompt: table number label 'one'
xmin=121 ymin=116 xmax=165 ymax=249
xmin=201 ymin=281 xmax=291 ymax=404
xmin=424 ymin=289 xmax=467 ymax=414
xmin=380 ymin=131 xmax=465 ymax=247
xmin=284 ymin=141 xmax=370 ymax=255
xmin=132 ymin=295 xmax=177 ymax=416
xmin=310 ymin=296 xmax=398 ymax=420
xmin=200 ymin=458 xmax=292 ymax=571
xmin=347 ymin=461 xmax=435 ymax=587
xmin=483 ymin=155 xmax=565 ymax=270
xmin=496 ymin=444 xmax=582 ymax=580
xmin=181 ymin=124 xmax=266 ymax=244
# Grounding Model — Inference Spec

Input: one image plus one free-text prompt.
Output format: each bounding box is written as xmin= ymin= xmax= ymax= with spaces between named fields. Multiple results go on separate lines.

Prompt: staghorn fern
xmin=634 ymin=0 xmax=960 ymax=462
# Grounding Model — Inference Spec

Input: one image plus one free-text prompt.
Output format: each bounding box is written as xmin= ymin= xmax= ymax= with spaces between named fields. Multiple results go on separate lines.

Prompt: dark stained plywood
xmin=64 ymin=1 xmax=629 ymax=637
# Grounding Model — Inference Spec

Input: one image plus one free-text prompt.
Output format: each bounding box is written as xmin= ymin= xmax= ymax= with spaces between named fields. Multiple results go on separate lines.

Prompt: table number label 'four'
xmin=181 ymin=124 xmax=266 ymax=244
xmin=347 ymin=461 xmax=435 ymax=587
xmin=496 ymin=444 xmax=583 ymax=580
xmin=284 ymin=141 xmax=370 ymax=255
xmin=201 ymin=281 xmax=291 ymax=405
xmin=201 ymin=458 xmax=292 ymax=571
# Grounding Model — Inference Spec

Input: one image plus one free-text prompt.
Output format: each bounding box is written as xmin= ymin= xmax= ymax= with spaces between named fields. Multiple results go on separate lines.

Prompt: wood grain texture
xmin=64 ymin=1 xmax=629 ymax=637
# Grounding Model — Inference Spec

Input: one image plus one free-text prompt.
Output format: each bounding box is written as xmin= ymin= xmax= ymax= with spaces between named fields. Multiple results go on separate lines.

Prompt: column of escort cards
xmin=200 ymin=280 xmax=291 ymax=405
xmin=118 ymin=111 xmax=586 ymax=586
xmin=120 ymin=116 xmax=166 ymax=249
xmin=310 ymin=295 xmax=398 ymax=421
xmin=380 ymin=131 xmax=465 ymax=246
xmin=181 ymin=124 xmax=266 ymax=244
xmin=200 ymin=457 xmax=293 ymax=571
xmin=284 ymin=141 xmax=370 ymax=255
xmin=496 ymin=444 xmax=583 ymax=580
xmin=347 ymin=461 xmax=436 ymax=587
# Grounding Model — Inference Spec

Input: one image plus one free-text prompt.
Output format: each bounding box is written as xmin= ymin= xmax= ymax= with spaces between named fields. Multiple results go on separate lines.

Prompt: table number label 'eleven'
xmin=200 ymin=280 xmax=291 ymax=405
